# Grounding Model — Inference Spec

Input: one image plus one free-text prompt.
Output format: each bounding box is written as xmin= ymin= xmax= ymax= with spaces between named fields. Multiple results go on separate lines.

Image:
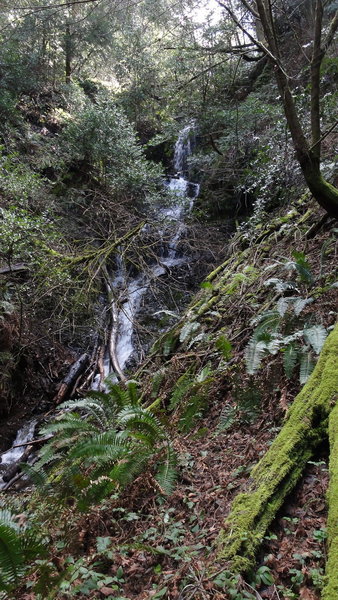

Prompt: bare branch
xmin=5 ymin=0 xmax=99 ymax=10
xmin=216 ymin=0 xmax=286 ymax=73
xmin=323 ymin=9 xmax=338 ymax=52
xmin=309 ymin=117 xmax=338 ymax=151
xmin=311 ymin=0 xmax=324 ymax=158
xmin=239 ymin=0 xmax=259 ymax=19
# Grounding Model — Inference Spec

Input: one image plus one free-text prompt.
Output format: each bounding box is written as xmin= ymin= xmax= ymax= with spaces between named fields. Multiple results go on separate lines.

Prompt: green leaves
xmin=289 ymin=250 xmax=314 ymax=285
xmin=33 ymin=384 xmax=177 ymax=506
xmin=245 ymin=249 xmax=327 ymax=382
xmin=216 ymin=335 xmax=233 ymax=360
xmin=0 ymin=510 xmax=45 ymax=593
xmin=245 ymin=338 xmax=268 ymax=375
xmin=303 ymin=325 xmax=328 ymax=355
xmin=283 ymin=343 xmax=298 ymax=378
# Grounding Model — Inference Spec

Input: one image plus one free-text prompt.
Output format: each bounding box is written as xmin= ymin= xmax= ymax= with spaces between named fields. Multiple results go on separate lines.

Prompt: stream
xmin=0 ymin=124 xmax=200 ymax=489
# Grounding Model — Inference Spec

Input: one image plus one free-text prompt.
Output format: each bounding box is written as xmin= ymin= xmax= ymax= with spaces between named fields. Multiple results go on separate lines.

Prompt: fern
xmin=69 ymin=431 xmax=131 ymax=461
xmin=216 ymin=335 xmax=233 ymax=360
xmin=293 ymin=297 xmax=313 ymax=316
xmin=299 ymin=350 xmax=315 ymax=384
xmin=245 ymin=339 xmax=268 ymax=374
xmin=104 ymin=380 xmax=139 ymax=407
xmin=59 ymin=398 xmax=110 ymax=428
xmin=264 ymin=278 xmax=299 ymax=293
xmin=117 ymin=406 xmax=164 ymax=446
xmin=283 ymin=343 xmax=298 ymax=378
xmin=218 ymin=404 xmax=237 ymax=431
xmin=168 ymin=371 xmax=193 ymax=410
xmin=179 ymin=321 xmax=201 ymax=343
xmin=276 ymin=296 xmax=290 ymax=317
xmin=304 ymin=325 xmax=328 ymax=355
xmin=40 ymin=414 xmax=97 ymax=439
xmin=151 ymin=369 xmax=166 ymax=398
xmin=179 ymin=394 xmax=206 ymax=433
xmin=290 ymin=250 xmax=314 ymax=285
xmin=108 ymin=447 xmax=153 ymax=486
xmin=0 ymin=510 xmax=45 ymax=593
xmin=251 ymin=310 xmax=281 ymax=336
xmin=155 ymin=445 xmax=177 ymax=495
xmin=162 ymin=332 xmax=177 ymax=357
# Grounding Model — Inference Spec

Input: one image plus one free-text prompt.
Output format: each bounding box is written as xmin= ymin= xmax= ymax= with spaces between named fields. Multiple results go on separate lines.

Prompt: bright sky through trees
xmin=190 ymin=0 xmax=223 ymax=24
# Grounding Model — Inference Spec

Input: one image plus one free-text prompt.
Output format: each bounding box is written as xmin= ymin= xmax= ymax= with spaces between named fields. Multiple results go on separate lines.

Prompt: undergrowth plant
xmin=0 ymin=509 xmax=45 ymax=596
xmin=24 ymin=381 xmax=177 ymax=510
xmin=166 ymin=364 xmax=213 ymax=433
xmin=244 ymin=251 xmax=330 ymax=382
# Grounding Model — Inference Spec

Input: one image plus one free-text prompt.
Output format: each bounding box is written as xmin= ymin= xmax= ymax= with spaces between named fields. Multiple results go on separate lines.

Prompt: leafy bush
xmin=61 ymin=92 xmax=163 ymax=202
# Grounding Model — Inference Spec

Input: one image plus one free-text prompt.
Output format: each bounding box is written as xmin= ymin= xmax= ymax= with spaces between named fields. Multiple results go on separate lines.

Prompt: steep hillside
xmin=1 ymin=193 xmax=336 ymax=599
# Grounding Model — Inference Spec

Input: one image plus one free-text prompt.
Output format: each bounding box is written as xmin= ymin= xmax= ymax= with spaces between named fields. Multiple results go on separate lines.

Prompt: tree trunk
xmin=65 ymin=22 xmax=72 ymax=84
xmin=300 ymin=157 xmax=338 ymax=218
xmin=322 ymin=401 xmax=338 ymax=599
xmin=217 ymin=324 xmax=338 ymax=574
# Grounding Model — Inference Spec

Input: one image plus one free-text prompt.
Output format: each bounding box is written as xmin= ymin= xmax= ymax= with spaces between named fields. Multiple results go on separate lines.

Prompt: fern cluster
xmin=167 ymin=364 xmax=213 ymax=432
xmin=244 ymin=252 xmax=330 ymax=382
xmin=25 ymin=381 xmax=177 ymax=509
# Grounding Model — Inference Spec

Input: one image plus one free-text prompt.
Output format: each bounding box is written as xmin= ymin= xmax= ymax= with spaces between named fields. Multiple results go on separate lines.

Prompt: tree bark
xmin=217 ymin=324 xmax=338 ymax=574
xmin=322 ymin=402 xmax=338 ymax=599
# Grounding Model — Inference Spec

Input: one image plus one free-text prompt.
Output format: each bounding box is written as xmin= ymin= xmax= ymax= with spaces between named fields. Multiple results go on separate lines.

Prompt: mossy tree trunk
xmin=322 ymin=401 xmax=338 ymax=599
xmin=217 ymin=324 xmax=338 ymax=578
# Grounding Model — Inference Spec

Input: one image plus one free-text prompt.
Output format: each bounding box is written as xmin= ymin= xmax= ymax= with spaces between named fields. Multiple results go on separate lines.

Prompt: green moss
xmin=217 ymin=324 xmax=338 ymax=572
xmin=322 ymin=401 xmax=338 ymax=599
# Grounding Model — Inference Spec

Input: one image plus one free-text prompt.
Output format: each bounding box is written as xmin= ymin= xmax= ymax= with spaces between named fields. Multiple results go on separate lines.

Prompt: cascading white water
xmin=101 ymin=123 xmax=199 ymax=383
xmin=0 ymin=419 xmax=37 ymax=489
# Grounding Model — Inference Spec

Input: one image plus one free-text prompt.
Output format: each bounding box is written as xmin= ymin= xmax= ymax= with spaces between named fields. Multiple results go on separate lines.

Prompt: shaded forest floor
xmin=46 ymin=401 xmax=327 ymax=600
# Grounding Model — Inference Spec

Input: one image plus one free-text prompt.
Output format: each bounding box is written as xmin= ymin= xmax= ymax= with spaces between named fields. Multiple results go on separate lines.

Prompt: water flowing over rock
xmin=0 ymin=420 xmax=36 ymax=489
xmin=97 ymin=124 xmax=200 ymax=385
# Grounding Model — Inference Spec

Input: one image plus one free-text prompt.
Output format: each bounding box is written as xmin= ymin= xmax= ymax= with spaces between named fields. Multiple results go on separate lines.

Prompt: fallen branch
xmin=2 ymin=444 xmax=33 ymax=483
xmin=11 ymin=435 xmax=53 ymax=449
xmin=0 ymin=263 xmax=29 ymax=275
xmin=217 ymin=324 xmax=338 ymax=573
xmin=53 ymin=353 xmax=90 ymax=405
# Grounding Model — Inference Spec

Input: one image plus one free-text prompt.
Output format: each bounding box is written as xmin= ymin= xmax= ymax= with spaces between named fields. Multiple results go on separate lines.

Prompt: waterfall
xmin=0 ymin=125 xmax=201 ymax=477
xmin=99 ymin=123 xmax=200 ymax=384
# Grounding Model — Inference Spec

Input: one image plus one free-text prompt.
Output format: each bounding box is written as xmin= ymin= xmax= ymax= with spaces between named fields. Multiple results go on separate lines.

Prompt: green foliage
xmin=0 ymin=510 xmax=45 ymax=593
xmin=245 ymin=252 xmax=328 ymax=382
xmin=216 ymin=335 xmax=233 ymax=360
xmin=0 ymin=149 xmax=44 ymax=206
xmin=168 ymin=364 xmax=213 ymax=432
xmin=0 ymin=206 xmax=55 ymax=266
xmin=61 ymin=91 xmax=163 ymax=201
xmin=30 ymin=382 xmax=177 ymax=506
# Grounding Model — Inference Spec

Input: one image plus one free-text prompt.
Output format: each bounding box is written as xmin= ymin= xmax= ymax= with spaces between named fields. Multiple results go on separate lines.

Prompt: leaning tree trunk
xmin=300 ymin=156 xmax=338 ymax=218
xmin=217 ymin=324 xmax=338 ymax=577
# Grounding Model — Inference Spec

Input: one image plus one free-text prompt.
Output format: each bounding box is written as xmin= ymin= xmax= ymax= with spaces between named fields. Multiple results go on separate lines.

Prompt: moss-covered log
xmin=322 ymin=401 xmax=338 ymax=599
xmin=217 ymin=323 xmax=338 ymax=573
